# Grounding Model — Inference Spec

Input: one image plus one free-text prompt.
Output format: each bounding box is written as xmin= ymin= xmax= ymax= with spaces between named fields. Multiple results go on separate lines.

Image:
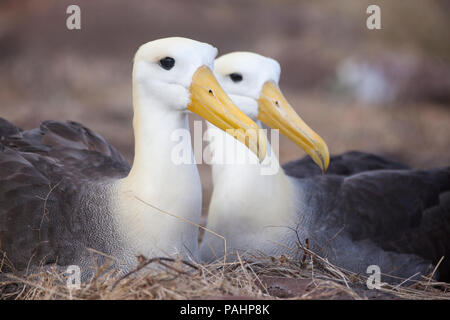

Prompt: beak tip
xmin=314 ymin=145 xmax=330 ymax=173
xmin=256 ymin=127 xmax=267 ymax=162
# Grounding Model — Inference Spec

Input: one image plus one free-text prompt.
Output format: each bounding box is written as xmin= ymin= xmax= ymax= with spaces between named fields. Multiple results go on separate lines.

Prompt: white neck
xmin=114 ymin=80 xmax=201 ymax=263
xmin=200 ymin=121 xmax=301 ymax=262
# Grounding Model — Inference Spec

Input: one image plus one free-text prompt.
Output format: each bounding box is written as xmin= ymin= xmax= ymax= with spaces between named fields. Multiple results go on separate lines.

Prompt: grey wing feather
xmin=299 ymin=167 xmax=450 ymax=281
xmin=0 ymin=118 xmax=130 ymax=272
xmin=283 ymin=151 xmax=409 ymax=178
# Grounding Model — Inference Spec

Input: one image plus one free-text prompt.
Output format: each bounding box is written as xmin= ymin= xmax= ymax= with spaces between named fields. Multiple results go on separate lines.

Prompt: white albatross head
xmin=214 ymin=51 xmax=329 ymax=171
xmin=132 ymin=38 xmax=266 ymax=161
xmin=214 ymin=52 xmax=281 ymax=120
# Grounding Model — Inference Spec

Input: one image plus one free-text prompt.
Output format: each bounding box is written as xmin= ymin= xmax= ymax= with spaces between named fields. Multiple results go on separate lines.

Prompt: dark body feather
xmin=289 ymin=166 xmax=450 ymax=282
xmin=0 ymin=118 xmax=130 ymax=276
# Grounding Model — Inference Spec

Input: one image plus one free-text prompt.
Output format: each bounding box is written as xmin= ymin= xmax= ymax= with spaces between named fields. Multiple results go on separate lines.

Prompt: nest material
xmin=1 ymin=250 xmax=449 ymax=300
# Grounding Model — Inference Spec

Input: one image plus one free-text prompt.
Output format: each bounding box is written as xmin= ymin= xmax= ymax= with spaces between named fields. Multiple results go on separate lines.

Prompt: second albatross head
xmin=133 ymin=39 xmax=266 ymax=161
xmin=214 ymin=51 xmax=329 ymax=171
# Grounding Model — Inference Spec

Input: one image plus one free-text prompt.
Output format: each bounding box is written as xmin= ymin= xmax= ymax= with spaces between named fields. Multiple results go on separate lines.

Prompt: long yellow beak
xmin=257 ymin=81 xmax=329 ymax=171
xmin=189 ymin=66 xmax=266 ymax=161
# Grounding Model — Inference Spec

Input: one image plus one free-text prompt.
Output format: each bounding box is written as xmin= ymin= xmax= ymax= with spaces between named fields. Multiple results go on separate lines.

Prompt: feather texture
xmin=0 ymin=118 xmax=130 ymax=275
xmin=292 ymin=166 xmax=450 ymax=281
xmin=283 ymin=150 xmax=409 ymax=178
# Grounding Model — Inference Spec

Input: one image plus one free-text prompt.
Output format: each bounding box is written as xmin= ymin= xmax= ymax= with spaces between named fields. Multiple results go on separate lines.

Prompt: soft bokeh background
xmin=1 ymin=0 xmax=449 ymax=214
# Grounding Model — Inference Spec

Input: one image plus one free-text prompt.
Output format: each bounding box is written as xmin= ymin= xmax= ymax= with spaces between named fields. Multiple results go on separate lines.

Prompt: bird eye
xmin=229 ymin=73 xmax=243 ymax=83
xmin=159 ymin=57 xmax=175 ymax=70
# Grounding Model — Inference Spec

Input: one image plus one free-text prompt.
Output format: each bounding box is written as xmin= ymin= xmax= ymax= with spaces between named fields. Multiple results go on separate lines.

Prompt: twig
xmin=111 ymin=256 xmax=198 ymax=290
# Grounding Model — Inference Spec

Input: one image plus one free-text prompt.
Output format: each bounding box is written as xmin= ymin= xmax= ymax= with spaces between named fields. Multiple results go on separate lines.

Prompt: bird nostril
xmin=208 ymin=89 xmax=213 ymax=95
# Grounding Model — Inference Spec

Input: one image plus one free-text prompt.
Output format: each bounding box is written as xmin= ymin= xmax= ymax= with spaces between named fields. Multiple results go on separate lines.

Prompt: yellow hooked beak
xmin=257 ymin=81 xmax=329 ymax=171
xmin=189 ymin=66 xmax=266 ymax=161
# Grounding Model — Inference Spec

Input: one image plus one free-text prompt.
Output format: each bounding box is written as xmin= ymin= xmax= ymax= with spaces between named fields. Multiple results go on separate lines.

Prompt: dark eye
xmin=229 ymin=73 xmax=243 ymax=83
xmin=159 ymin=57 xmax=175 ymax=70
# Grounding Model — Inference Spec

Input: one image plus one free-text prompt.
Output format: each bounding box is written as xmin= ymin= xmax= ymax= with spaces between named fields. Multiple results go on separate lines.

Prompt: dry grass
xmin=1 ymin=248 xmax=449 ymax=300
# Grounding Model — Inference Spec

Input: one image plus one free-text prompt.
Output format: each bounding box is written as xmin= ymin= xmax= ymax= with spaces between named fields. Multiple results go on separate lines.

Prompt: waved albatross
xmin=0 ymin=39 xmax=266 ymax=279
xmin=200 ymin=51 xmax=450 ymax=283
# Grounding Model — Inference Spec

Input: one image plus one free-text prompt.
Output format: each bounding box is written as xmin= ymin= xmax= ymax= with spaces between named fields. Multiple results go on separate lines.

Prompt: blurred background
xmin=1 ymin=0 xmax=449 ymax=213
